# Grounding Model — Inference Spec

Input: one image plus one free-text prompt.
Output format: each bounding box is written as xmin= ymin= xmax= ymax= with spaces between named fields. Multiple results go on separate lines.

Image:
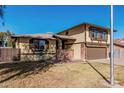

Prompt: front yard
xmin=0 ymin=61 xmax=124 ymax=88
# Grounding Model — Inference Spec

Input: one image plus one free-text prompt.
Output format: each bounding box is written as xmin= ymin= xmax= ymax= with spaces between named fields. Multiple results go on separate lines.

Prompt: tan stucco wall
xmin=15 ymin=38 xmax=31 ymax=53
xmin=58 ymin=25 xmax=85 ymax=60
xmin=59 ymin=25 xmax=85 ymax=43
xmin=107 ymin=45 xmax=110 ymax=59
xmin=71 ymin=33 xmax=85 ymax=43
xmin=72 ymin=44 xmax=81 ymax=60
xmin=107 ymin=34 xmax=110 ymax=44
xmin=59 ymin=25 xmax=84 ymax=35
xmin=15 ymin=38 xmax=56 ymax=61
xmin=47 ymin=39 xmax=56 ymax=53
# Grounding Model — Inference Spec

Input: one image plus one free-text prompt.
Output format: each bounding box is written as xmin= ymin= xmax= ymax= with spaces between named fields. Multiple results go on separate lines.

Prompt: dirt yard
xmin=0 ymin=61 xmax=124 ymax=88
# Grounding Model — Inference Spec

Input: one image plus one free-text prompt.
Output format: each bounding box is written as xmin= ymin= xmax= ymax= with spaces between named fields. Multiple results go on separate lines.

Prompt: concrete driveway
xmin=89 ymin=58 xmax=124 ymax=66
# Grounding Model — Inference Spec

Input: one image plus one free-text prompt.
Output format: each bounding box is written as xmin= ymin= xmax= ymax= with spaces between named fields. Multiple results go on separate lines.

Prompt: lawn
xmin=0 ymin=61 xmax=124 ymax=88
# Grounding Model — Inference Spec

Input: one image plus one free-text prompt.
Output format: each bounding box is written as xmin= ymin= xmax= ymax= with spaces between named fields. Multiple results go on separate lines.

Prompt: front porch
xmin=11 ymin=34 xmax=76 ymax=62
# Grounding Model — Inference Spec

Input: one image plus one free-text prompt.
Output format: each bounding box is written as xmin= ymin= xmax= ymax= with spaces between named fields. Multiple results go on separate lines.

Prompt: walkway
xmin=88 ymin=58 xmax=124 ymax=66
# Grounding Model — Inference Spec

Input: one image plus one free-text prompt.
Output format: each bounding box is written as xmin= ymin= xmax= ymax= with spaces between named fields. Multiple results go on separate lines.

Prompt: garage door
xmin=87 ymin=47 xmax=106 ymax=60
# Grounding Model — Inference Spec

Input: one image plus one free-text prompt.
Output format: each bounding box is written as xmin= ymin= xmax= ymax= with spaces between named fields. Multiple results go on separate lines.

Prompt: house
xmin=11 ymin=33 xmax=75 ymax=61
xmin=57 ymin=23 xmax=111 ymax=61
xmin=114 ymin=38 xmax=124 ymax=59
xmin=11 ymin=23 xmax=112 ymax=61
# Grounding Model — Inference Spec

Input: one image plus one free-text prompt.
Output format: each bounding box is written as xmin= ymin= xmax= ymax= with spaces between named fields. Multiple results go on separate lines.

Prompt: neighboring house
xmin=114 ymin=38 xmax=124 ymax=59
xmin=11 ymin=23 xmax=113 ymax=61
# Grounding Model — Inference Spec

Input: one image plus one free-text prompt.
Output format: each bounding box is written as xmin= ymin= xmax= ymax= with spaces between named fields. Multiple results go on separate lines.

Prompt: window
xmin=90 ymin=31 xmax=95 ymax=39
xmin=33 ymin=40 xmax=39 ymax=49
xmin=39 ymin=40 xmax=46 ymax=51
xmin=102 ymin=32 xmax=106 ymax=40
xmin=94 ymin=30 xmax=99 ymax=40
xmin=29 ymin=39 xmax=48 ymax=52
xmin=90 ymin=30 xmax=99 ymax=40
xmin=89 ymin=27 xmax=107 ymax=41
xmin=65 ymin=31 xmax=69 ymax=35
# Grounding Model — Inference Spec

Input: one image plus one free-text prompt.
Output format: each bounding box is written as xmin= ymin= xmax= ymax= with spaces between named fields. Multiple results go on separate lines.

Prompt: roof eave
xmin=57 ymin=22 xmax=117 ymax=34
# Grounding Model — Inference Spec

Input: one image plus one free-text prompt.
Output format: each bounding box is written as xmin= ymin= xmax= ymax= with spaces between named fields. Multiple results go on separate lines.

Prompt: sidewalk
xmin=88 ymin=58 xmax=124 ymax=66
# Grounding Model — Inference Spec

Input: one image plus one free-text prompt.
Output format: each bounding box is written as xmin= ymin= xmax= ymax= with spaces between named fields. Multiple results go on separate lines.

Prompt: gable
xmin=58 ymin=25 xmax=85 ymax=36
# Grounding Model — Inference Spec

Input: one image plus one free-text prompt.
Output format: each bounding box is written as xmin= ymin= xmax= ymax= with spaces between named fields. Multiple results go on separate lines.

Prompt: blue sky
xmin=0 ymin=5 xmax=124 ymax=39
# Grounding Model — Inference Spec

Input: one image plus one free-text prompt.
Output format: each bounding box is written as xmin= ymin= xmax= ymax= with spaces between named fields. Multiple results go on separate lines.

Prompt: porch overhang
xmin=11 ymin=34 xmax=56 ymax=40
xmin=53 ymin=35 xmax=76 ymax=40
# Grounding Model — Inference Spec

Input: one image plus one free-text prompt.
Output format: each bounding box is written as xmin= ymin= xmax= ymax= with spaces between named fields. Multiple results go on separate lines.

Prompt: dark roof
xmin=11 ymin=34 xmax=76 ymax=40
xmin=11 ymin=34 xmax=56 ymax=40
xmin=53 ymin=35 xmax=76 ymax=40
xmin=57 ymin=22 xmax=117 ymax=34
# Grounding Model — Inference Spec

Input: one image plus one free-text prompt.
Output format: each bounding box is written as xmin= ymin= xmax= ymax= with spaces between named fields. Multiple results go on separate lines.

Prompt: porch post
xmin=58 ymin=39 xmax=62 ymax=49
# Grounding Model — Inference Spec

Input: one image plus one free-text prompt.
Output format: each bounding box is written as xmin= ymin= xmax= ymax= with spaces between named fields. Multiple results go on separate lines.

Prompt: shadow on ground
xmin=86 ymin=61 xmax=110 ymax=84
xmin=0 ymin=57 xmax=57 ymax=84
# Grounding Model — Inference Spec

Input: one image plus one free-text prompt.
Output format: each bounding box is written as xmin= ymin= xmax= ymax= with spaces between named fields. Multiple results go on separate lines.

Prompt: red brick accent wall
xmin=81 ymin=43 xmax=85 ymax=60
xmin=56 ymin=49 xmax=74 ymax=62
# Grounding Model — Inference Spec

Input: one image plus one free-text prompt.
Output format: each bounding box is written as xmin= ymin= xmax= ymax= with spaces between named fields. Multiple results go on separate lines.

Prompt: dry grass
xmin=0 ymin=61 xmax=124 ymax=88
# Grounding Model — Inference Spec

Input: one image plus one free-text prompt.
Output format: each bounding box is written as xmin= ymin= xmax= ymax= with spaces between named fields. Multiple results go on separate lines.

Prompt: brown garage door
xmin=87 ymin=47 xmax=107 ymax=60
